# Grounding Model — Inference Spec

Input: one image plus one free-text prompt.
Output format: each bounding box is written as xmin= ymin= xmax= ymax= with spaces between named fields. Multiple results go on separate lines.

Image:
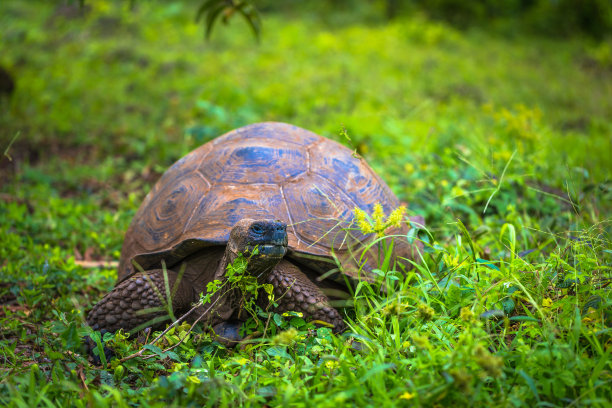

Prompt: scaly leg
xmin=87 ymin=269 xmax=197 ymax=333
xmin=260 ymin=260 xmax=346 ymax=332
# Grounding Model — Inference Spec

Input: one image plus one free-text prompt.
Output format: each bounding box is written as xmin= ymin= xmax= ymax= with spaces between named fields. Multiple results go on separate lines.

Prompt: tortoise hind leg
xmin=260 ymin=260 xmax=346 ymax=332
xmin=87 ymin=269 xmax=197 ymax=334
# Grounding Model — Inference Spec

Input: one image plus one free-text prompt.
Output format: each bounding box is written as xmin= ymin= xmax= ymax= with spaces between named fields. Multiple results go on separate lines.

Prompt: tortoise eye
xmin=252 ymin=224 xmax=264 ymax=234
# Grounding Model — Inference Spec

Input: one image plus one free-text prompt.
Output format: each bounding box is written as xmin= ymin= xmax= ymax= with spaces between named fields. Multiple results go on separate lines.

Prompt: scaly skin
xmin=87 ymin=269 xmax=197 ymax=333
xmin=258 ymin=260 xmax=345 ymax=332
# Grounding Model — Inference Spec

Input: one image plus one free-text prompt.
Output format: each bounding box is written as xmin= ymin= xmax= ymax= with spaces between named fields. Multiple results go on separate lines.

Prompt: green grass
xmin=1 ymin=1 xmax=610 ymax=406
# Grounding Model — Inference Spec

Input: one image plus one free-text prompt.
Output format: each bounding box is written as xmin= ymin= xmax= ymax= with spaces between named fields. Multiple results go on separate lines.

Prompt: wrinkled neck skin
xmin=197 ymin=219 xmax=287 ymax=325
xmin=199 ymin=241 xmax=282 ymax=325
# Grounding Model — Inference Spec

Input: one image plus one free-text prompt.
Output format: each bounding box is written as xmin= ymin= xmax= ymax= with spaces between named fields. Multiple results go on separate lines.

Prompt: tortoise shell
xmin=118 ymin=122 xmax=414 ymax=283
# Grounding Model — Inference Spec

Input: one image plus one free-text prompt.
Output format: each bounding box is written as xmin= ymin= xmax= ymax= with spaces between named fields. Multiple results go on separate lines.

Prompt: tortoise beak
xmin=257 ymin=244 xmax=287 ymax=257
xmin=268 ymin=222 xmax=288 ymax=246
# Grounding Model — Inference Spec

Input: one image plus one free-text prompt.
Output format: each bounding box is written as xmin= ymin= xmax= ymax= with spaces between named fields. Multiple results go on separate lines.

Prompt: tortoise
xmin=87 ymin=122 xmax=423 ymax=337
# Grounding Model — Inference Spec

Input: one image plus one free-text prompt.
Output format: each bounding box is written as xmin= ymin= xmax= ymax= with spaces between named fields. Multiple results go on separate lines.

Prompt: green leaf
xmin=359 ymin=363 xmax=396 ymax=383
xmin=257 ymin=386 xmax=277 ymax=397
xmin=508 ymin=316 xmax=540 ymax=322
xmin=589 ymin=348 xmax=611 ymax=385
xmin=195 ymin=0 xmax=261 ymax=41
xmin=500 ymin=222 xmax=517 ymax=259
xmin=557 ymin=278 xmax=578 ymax=289
xmin=456 ymin=219 xmax=477 ymax=262
xmin=483 ymin=150 xmax=516 ymax=215
xmin=165 ymin=351 xmax=181 ymax=362
xmin=572 ymin=307 xmax=581 ymax=343
xmin=266 ymin=346 xmax=290 ymax=359
xmin=204 ymin=3 xmax=227 ymax=40
xmin=90 ymin=331 xmax=107 ymax=367
xmin=235 ymin=2 xmax=262 ymax=41
xmin=501 ymin=297 xmax=515 ymax=314
xmin=558 ymin=370 xmax=576 ymax=387
xmin=476 ymin=258 xmax=500 ymax=271
xmin=290 ymin=317 xmax=306 ymax=328
xmin=518 ymin=369 xmax=540 ymax=402
xmin=480 ymin=309 xmax=505 ymax=320
xmin=142 ymin=344 xmax=164 ymax=355
xmin=582 ymin=295 xmax=602 ymax=314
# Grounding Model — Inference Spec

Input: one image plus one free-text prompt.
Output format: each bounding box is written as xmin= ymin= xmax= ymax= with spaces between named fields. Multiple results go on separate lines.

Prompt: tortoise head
xmin=227 ymin=219 xmax=288 ymax=275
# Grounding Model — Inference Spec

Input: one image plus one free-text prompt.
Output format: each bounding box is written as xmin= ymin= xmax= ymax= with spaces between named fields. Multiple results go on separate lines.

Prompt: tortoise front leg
xmin=87 ymin=269 xmax=197 ymax=333
xmin=260 ymin=260 xmax=346 ymax=332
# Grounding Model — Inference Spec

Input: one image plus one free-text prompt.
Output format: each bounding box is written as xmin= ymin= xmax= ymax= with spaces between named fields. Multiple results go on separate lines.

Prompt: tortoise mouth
xmin=246 ymin=243 xmax=287 ymax=258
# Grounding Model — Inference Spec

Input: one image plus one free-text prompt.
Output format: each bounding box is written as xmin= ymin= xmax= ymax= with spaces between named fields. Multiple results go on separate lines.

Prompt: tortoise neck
xmin=222 ymin=246 xmax=283 ymax=282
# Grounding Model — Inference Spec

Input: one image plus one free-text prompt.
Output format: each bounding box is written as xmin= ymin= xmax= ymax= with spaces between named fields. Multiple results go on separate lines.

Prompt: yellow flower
xmin=444 ymin=252 xmax=463 ymax=268
xmin=404 ymin=163 xmax=415 ymax=173
xmin=272 ymin=328 xmax=298 ymax=345
xmin=450 ymin=369 xmax=473 ymax=392
xmin=542 ymin=298 xmax=553 ymax=307
xmin=474 ymin=345 xmax=503 ymax=378
xmin=282 ymin=311 xmax=303 ymax=317
xmin=399 ymin=391 xmax=415 ymax=400
xmin=451 ymin=185 xmax=465 ymax=197
xmin=172 ymin=362 xmax=188 ymax=372
xmin=353 ymin=204 xmax=407 ymax=237
xmin=382 ymin=300 xmax=404 ymax=315
xmin=233 ymin=357 xmax=250 ymax=366
xmin=460 ymin=307 xmax=475 ymax=322
xmin=418 ymin=303 xmax=435 ymax=321
xmin=325 ymin=360 xmax=339 ymax=370
xmin=186 ymin=376 xmax=201 ymax=384
xmin=387 ymin=206 xmax=406 ymax=228
xmin=412 ymin=334 xmax=430 ymax=349
xmin=372 ymin=203 xmax=385 ymax=229
xmin=353 ymin=207 xmax=374 ymax=234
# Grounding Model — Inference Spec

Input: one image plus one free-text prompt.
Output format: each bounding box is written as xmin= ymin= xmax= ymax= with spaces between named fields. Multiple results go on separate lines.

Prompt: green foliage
xmin=405 ymin=0 xmax=612 ymax=39
xmin=200 ymin=248 xmax=273 ymax=324
xmin=196 ymin=0 xmax=261 ymax=41
xmin=0 ymin=1 xmax=610 ymax=406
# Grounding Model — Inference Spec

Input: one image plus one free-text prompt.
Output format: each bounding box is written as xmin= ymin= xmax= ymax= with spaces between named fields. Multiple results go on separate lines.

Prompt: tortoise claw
xmin=83 ymin=330 xmax=115 ymax=365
